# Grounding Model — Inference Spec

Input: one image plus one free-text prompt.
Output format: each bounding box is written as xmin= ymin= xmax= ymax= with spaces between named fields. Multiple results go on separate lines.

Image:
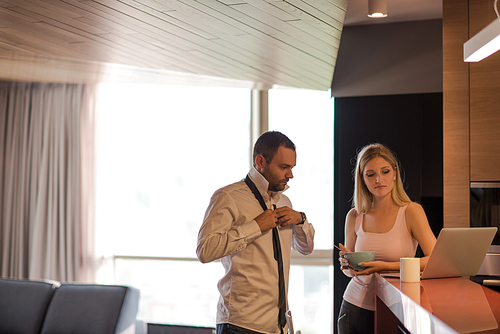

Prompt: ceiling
xmin=0 ymin=0 xmax=442 ymax=90
xmin=344 ymin=0 xmax=442 ymax=27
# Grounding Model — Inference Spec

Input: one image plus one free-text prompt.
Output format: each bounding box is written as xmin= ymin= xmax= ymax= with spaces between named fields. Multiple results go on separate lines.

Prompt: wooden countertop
xmin=374 ymin=274 xmax=500 ymax=333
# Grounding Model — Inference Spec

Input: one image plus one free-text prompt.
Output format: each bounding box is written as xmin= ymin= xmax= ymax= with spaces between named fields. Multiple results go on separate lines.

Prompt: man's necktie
xmin=272 ymin=205 xmax=287 ymax=332
xmin=244 ymin=176 xmax=287 ymax=332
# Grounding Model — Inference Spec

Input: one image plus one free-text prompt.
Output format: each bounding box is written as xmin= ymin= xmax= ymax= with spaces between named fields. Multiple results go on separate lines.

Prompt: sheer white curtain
xmin=0 ymin=81 xmax=96 ymax=282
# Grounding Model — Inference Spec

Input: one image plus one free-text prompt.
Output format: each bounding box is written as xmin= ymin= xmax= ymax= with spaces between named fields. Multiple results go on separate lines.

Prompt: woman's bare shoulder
xmin=346 ymin=207 xmax=360 ymax=218
xmin=406 ymin=202 xmax=425 ymax=215
xmin=345 ymin=208 xmax=360 ymax=225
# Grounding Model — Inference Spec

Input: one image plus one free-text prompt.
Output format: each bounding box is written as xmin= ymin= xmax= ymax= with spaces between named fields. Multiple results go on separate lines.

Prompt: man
xmin=197 ymin=131 xmax=315 ymax=334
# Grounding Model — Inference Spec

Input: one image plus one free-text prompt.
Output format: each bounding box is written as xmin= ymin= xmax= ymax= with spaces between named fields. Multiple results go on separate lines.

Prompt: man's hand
xmin=274 ymin=206 xmax=302 ymax=227
xmin=254 ymin=209 xmax=277 ymax=233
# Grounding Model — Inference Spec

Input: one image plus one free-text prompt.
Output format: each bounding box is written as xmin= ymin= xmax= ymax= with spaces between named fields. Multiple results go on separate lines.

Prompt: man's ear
xmin=255 ymin=154 xmax=266 ymax=169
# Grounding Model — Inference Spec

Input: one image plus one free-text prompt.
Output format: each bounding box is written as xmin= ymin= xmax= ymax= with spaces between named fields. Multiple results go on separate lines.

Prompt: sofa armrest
xmin=115 ymin=285 xmax=141 ymax=334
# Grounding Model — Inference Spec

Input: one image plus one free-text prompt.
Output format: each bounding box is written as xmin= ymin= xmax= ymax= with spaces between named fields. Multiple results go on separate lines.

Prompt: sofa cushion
xmin=0 ymin=278 xmax=57 ymax=334
xmin=40 ymin=284 xmax=129 ymax=334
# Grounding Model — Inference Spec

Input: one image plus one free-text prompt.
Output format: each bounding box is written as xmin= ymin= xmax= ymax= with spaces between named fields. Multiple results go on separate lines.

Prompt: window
xmin=95 ymin=84 xmax=334 ymax=333
xmin=95 ymin=83 xmax=250 ymax=260
xmin=269 ymin=88 xmax=334 ymax=333
xmin=268 ymin=88 xmax=334 ymax=251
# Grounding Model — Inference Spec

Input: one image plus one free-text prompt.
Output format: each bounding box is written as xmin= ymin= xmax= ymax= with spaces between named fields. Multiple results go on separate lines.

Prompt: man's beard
xmin=269 ymin=179 xmax=288 ymax=192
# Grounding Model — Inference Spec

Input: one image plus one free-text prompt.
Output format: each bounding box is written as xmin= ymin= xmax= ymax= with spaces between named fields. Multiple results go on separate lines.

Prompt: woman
xmin=337 ymin=143 xmax=436 ymax=334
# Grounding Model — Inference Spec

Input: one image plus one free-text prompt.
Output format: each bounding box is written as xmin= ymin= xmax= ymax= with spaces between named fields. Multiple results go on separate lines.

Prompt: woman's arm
xmin=344 ymin=209 xmax=357 ymax=252
xmin=405 ymin=202 xmax=437 ymax=270
xmin=338 ymin=209 xmax=357 ymax=277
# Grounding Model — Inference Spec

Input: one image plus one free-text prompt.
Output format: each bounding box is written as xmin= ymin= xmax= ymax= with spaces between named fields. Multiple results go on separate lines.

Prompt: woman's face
xmin=362 ymin=156 xmax=396 ymax=198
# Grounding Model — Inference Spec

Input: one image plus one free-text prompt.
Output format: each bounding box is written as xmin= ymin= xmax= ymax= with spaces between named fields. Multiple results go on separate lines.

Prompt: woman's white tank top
xmin=343 ymin=205 xmax=418 ymax=311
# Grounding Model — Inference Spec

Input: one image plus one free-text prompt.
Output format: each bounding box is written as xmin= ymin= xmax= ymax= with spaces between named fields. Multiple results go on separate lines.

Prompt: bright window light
xmin=95 ymin=83 xmax=250 ymax=260
xmin=269 ymin=88 xmax=334 ymax=333
xmin=269 ymin=88 xmax=334 ymax=251
xmin=95 ymin=84 xmax=334 ymax=333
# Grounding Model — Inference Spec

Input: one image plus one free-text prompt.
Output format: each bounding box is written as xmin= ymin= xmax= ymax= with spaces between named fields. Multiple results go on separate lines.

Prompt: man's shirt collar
xmin=248 ymin=166 xmax=289 ymax=203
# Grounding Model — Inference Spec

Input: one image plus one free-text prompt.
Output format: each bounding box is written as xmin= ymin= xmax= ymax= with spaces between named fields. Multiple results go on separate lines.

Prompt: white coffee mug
xmin=400 ymin=257 xmax=420 ymax=282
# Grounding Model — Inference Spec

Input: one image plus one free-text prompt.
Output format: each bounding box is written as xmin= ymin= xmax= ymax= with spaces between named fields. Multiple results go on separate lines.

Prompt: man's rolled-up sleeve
xmin=292 ymin=218 xmax=315 ymax=255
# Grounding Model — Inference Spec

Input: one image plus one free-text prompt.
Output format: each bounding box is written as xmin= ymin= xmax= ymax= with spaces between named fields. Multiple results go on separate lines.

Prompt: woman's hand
xmin=349 ymin=261 xmax=387 ymax=275
xmin=337 ymin=244 xmax=351 ymax=271
xmin=338 ymin=243 xmax=393 ymax=275
xmin=338 ymin=244 xmax=392 ymax=276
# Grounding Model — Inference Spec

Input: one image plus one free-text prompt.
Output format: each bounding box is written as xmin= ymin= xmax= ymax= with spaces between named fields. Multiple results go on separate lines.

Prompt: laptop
xmin=382 ymin=227 xmax=498 ymax=279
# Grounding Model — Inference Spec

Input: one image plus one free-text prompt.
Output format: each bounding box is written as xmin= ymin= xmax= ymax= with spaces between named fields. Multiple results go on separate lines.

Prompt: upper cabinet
xmin=444 ymin=0 xmax=500 ymax=227
xmin=469 ymin=1 xmax=500 ymax=182
xmin=443 ymin=0 xmax=470 ymax=227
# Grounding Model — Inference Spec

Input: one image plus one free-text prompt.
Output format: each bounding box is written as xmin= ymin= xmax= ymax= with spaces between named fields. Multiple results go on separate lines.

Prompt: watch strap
xmin=298 ymin=212 xmax=306 ymax=225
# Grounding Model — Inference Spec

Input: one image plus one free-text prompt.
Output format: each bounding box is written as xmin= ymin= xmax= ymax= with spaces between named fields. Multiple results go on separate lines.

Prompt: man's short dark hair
xmin=252 ymin=131 xmax=296 ymax=166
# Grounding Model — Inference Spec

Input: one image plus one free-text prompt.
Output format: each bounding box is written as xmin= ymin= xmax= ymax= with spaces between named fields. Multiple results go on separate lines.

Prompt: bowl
xmin=344 ymin=251 xmax=375 ymax=270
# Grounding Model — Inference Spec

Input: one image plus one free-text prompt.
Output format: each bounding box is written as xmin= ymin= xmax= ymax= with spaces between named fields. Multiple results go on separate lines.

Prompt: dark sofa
xmin=0 ymin=277 xmax=144 ymax=334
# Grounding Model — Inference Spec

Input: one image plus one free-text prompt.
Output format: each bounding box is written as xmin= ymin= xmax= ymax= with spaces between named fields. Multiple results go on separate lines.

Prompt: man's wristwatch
xmin=298 ymin=212 xmax=306 ymax=225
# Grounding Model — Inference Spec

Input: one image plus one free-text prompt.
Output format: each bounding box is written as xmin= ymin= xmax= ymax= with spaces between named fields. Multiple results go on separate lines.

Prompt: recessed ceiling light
xmin=368 ymin=0 xmax=388 ymax=18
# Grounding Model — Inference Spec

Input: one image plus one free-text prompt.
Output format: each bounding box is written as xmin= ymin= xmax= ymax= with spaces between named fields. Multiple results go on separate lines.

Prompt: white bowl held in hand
xmin=344 ymin=251 xmax=375 ymax=270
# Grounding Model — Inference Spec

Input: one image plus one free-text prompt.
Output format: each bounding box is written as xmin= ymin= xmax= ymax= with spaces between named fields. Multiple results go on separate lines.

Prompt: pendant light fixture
xmin=368 ymin=0 xmax=387 ymax=18
xmin=464 ymin=0 xmax=500 ymax=62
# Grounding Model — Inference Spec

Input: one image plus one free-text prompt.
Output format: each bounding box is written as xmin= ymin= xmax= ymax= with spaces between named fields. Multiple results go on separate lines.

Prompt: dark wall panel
xmin=331 ymin=19 xmax=443 ymax=98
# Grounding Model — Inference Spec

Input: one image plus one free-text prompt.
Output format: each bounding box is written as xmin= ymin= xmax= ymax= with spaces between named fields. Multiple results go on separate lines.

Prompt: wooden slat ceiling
xmin=0 ymin=0 xmax=347 ymax=90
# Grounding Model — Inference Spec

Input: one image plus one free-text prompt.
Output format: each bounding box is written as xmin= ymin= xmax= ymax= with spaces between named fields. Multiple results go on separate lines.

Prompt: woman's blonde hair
xmin=353 ymin=143 xmax=412 ymax=213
